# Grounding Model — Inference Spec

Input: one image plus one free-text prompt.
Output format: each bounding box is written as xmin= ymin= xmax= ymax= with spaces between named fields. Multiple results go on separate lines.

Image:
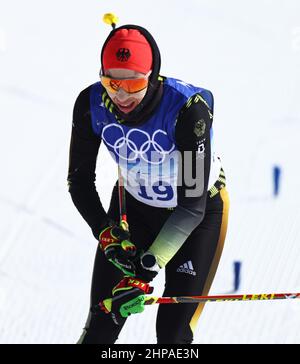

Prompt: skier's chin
xmin=115 ymin=100 xmax=139 ymax=114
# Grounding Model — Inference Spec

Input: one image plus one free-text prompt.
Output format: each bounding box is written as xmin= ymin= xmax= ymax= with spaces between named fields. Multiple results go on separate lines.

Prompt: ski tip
xmin=103 ymin=13 xmax=119 ymax=29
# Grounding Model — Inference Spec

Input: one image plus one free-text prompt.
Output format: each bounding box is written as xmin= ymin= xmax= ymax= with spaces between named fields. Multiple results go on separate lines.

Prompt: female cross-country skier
xmin=68 ymin=18 xmax=230 ymax=344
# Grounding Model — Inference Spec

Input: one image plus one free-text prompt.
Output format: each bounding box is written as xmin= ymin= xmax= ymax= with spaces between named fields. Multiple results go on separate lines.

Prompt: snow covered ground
xmin=0 ymin=0 xmax=299 ymax=343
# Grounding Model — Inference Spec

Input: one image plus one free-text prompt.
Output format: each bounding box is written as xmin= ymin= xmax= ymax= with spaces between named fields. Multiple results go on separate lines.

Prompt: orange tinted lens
xmin=122 ymin=78 xmax=148 ymax=93
xmin=100 ymin=76 xmax=120 ymax=93
xmin=101 ymin=76 xmax=148 ymax=94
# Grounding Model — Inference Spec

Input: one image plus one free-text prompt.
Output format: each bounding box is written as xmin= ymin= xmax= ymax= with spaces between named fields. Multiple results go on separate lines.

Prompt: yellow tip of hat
xmin=103 ymin=13 xmax=119 ymax=27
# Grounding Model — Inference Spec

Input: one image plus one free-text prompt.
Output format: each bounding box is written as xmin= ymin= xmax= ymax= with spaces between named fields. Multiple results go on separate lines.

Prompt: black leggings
xmin=77 ymin=186 xmax=229 ymax=344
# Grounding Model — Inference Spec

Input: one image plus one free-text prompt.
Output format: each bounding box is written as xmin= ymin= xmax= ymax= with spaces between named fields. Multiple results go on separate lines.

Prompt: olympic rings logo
xmin=101 ymin=124 xmax=175 ymax=165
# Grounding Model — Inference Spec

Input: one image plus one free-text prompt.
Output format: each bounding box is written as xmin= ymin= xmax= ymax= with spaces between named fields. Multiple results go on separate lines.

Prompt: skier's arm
xmin=67 ymin=86 xmax=110 ymax=239
xmin=148 ymin=94 xmax=212 ymax=267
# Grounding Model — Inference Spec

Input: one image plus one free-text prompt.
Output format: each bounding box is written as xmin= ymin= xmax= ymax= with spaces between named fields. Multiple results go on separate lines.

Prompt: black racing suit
xmin=68 ymin=81 xmax=230 ymax=344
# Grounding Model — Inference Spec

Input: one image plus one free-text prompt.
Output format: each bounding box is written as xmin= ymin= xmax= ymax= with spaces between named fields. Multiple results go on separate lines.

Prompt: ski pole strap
xmin=113 ymin=277 xmax=153 ymax=295
xmin=120 ymin=219 xmax=129 ymax=231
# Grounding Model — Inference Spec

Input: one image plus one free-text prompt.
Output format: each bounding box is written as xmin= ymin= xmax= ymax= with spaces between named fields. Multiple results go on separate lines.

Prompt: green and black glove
xmin=99 ymin=276 xmax=154 ymax=325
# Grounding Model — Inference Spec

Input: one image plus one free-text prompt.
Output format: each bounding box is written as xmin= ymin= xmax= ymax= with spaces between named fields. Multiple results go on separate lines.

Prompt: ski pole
xmin=118 ymin=165 xmax=128 ymax=231
xmin=143 ymin=292 xmax=300 ymax=305
xmin=93 ymin=292 xmax=300 ymax=315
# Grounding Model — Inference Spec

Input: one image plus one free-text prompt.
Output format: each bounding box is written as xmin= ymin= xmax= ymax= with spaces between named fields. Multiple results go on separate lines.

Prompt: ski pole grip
xmin=91 ymin=298 xmax=112 ymax=315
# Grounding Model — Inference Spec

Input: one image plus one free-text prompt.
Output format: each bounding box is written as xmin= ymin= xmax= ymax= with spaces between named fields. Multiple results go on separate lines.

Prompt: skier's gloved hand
xmin=99 ymin=276 xmax=153 ymax=325
xmin=99 ymin=223 xmax=137 ymax=276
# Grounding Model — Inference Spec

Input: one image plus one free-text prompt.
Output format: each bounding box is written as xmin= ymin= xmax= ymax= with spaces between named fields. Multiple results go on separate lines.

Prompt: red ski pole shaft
xmin=93 ymin=292 xmax=300 ymax=315
xmin=118 ymin=166 xmax=128 ymax=231
xmin=144 ymin=293 xmax=300 ymax=305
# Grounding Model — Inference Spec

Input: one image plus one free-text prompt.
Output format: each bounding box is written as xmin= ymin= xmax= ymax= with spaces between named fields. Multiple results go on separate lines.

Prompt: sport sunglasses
xmin=100 ymin=71 xmax=151 ymax=94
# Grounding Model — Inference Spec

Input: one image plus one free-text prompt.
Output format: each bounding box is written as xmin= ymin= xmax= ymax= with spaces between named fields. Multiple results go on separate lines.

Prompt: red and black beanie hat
xmin=102 ymin=28 xmax=152 ymax=74
xmin=101 ymin=24 xmax=161 ymax=78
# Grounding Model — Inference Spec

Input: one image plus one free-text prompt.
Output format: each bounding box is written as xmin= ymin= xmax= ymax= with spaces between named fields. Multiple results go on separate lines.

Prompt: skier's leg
xmin=156 ymin=188 xmax=230 ymax=344
xmin=77 ymin=244 xmax=126 ymax=344
xmin=77 ymin=185 xmax=125 ymax=344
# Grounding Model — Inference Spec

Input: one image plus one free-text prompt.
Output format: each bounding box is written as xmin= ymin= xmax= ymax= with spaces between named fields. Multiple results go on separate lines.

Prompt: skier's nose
xmin=115 ymin=88 xmax=130 ymax=101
